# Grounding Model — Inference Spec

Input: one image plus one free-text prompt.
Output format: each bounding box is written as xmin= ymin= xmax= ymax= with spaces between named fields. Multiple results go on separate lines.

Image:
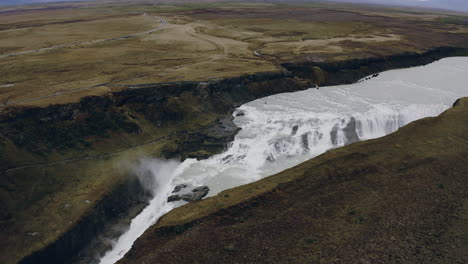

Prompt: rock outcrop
xmin=168 ymin=185 xmax=210 ymax=203
xmin=330 ymin=117 xmax=360 ymax=146
xmin=282 ymin=47 xmax=467 ymax=86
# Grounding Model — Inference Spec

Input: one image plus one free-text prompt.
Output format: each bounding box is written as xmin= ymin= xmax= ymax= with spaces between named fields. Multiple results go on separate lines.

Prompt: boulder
xmin=330 ymin=117 xmax=359 ymax=146
xmin=172 ymin=184 xmax=188 ymax=193
xmin=342 ymin=117 xmax=359 ymax=144
xmin=301 ymin=132 xmax=310 ymax=151
xmin=167 ymin=195 xmax=181 ymax=202
xmin=291 ymin=125 xmax=299 ymax=136
xmin=167 ymin=186 xmax=210 ymax=203
xmin=190 ymin=186 xmax=210 ymax=201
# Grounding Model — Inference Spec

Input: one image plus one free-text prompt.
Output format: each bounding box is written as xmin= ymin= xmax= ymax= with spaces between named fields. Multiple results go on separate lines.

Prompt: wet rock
xmin=203 ymin=116 xmax=240 ymax=139
xmin=330 ymin=124 xmax=339 ymax=146
xmin=193 ymin=186 xmax=209 ymax=193
xmin=174 ymin=115 xmax=242 ymax=160
xmin=189 ymin=186 xmax=210 ymax=201
xmin=180 ymin=193 xmax=194 ymax=201
xmin=301 ymin=132 xmax=310 ymax=151
xmin=172 ymin=184 xmax=188 ymax=193
xmin=273 ymin=137 xmax=294 ymax=153
xmin=453 ymin=98 xmax=463 ymax=107
xmin=167 ymin=195 xmax=181 ymax=202
xmin=302 ymin=131 xmax=323 ymax=151
xmin=237 ymin=154 xmax=246 ymax=161
xmin=343 ymin=117 xmax=360 ymax=144
xmin=235 ymin=111 xmax=245 ymax=117
xmin=222 ymin=155 xmax=233 ymax=162
xmin=291 ymin=125 xmax=299 ymax=136
xmin=266 ymin=154 xmax=275 ymax=162
xmin=167 ymin=186 xmax=210 ymax=203
xmin=330 ymin=117 xmax=360 ymax=146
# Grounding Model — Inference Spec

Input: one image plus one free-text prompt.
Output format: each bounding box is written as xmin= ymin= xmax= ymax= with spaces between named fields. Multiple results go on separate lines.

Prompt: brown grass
xmin=0 ymin=1 xmax=467 ymax=107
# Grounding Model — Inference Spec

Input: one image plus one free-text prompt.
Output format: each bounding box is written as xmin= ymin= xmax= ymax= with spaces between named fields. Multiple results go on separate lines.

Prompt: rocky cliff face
xmin=1 ymin=47 xmax=466 ymax=264
xmin=19 ymin=176 xmax=149 ymax=264
xmin=282 ymin=46 xmax=468 ymax=86
xmin=0 ymin=70 xmax=310 ymax=264
xmin=1 ymin=47 xmax=464 ymax=161
xmin=0 ymin=71 xmax=306 ymax=162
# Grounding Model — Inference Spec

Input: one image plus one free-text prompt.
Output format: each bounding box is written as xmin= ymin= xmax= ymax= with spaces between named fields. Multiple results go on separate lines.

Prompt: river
xmin=98 ymin=57 xmax=468 ymax=264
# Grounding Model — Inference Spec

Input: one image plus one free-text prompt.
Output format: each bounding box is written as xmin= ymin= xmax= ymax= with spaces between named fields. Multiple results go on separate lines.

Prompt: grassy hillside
xmin=120 ymin=98 xmax=468 ymax=264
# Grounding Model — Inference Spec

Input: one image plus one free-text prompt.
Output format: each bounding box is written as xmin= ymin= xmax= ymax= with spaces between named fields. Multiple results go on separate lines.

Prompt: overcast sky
xmin=0 ymin=0 xmax=79 ymax=5
xmin=328 ymin=0 xmax=468 ymax=12
xmin=1 ymin=0 xmax=467 ymax=12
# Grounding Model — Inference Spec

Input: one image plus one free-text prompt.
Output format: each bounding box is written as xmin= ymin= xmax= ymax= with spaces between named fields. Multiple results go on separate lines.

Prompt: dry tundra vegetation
xmin=0 ymin=1 xmax=467 ymax=263
xmin=0 ymin=0 xmax=467 ymax=107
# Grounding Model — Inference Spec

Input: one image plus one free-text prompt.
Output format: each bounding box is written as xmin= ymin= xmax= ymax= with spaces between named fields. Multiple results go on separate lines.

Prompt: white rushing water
xmin=99 ymin=57 xmax=468 ymax=263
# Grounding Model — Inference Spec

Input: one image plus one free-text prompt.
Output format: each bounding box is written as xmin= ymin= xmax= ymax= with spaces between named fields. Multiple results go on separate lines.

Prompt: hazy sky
xmin=0 ymin=0 xmax=79 ymax=5
xmin=328 ymin=0 xmax=468 ymax=12
xmin=0 ymin=0 xmax=467 ymax=12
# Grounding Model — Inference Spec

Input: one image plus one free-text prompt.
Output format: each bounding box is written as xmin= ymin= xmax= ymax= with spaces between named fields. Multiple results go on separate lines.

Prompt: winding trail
xmin=0 ymin=14 xmax=167 ymax=60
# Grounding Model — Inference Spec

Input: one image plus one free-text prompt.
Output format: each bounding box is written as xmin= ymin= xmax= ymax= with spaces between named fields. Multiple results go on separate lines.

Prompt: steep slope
xmin=120 ymin=98 xmax=468 ymax=264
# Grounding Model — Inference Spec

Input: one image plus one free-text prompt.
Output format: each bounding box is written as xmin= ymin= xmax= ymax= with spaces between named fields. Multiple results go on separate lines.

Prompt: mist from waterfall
xmin=98 ymin=159 xmax=181 ymax=264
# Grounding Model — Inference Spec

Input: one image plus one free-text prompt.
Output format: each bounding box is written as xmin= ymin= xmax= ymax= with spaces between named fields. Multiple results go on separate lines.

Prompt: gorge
xmin=2 ymin=1 xmax=468 ymax=263
xmin=99 ymin=57 xmax=468 ymax=264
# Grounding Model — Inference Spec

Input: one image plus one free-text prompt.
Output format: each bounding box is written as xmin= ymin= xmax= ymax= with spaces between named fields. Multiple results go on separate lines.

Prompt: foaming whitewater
xmin=98 ymin=159 xmax=183 ymax=264
xmin=99 ymin=57 xmax=468 ymax=263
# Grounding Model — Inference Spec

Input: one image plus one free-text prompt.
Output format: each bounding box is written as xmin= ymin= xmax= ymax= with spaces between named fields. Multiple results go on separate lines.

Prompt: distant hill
xmin=0 ymin=0 xmax=81 ymax=6
xmin=2 ymin=0 xmax=467 ymax=12
xmin=324 ymin=0 xmax=468 ymax=12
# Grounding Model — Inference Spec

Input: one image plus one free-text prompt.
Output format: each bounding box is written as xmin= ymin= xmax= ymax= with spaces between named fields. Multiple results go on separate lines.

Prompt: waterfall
xmin=98 ymin=57 xmax=468 ymax=263
xmin=98 ymin=159 xmax=182 ymax=264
